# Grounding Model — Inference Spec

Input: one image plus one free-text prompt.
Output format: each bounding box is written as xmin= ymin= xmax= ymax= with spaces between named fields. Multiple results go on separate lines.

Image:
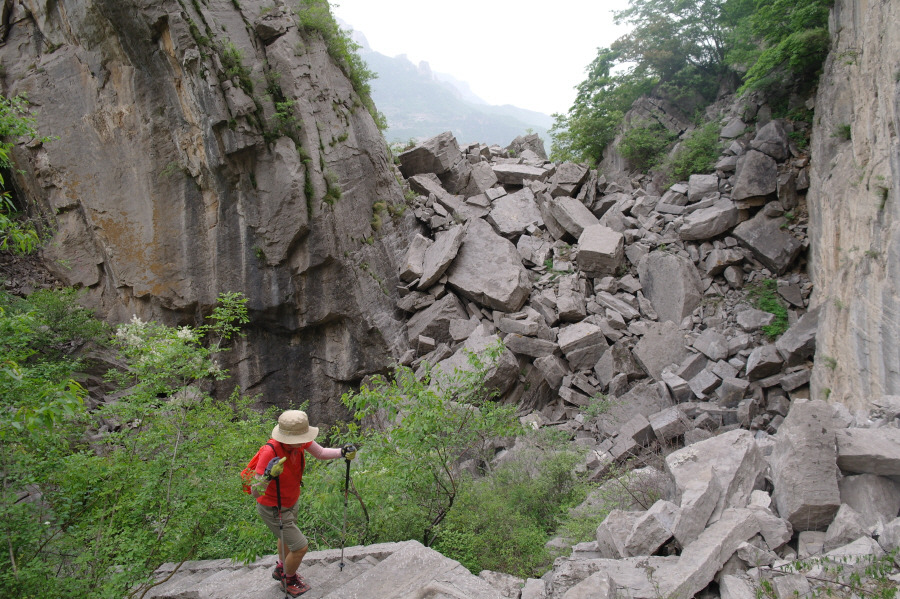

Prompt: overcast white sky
xmin=329 ymin=0 xmax=633 ymax=117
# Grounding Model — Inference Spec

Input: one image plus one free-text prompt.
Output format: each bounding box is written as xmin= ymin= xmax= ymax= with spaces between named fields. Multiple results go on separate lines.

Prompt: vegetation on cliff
xmin=551 ymin=0 xmax=832 ymax=165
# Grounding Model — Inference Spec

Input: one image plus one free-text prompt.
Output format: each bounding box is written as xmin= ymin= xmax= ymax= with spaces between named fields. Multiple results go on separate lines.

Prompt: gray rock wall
xmin=1 ymin=0 xmax=411 ymax=422
xmin=808 ymin=0 xmax=900 ymax=409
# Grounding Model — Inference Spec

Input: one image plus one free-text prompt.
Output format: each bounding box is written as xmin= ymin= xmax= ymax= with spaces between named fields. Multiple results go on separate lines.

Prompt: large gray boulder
xmin=399 ymin=234 xmax=433 ymax=283
xmin=446 ymin=218 xmax=531 ymax=312
xmin=492 ymin=163 xmax=549 ymax=186
xmin=732 ymin=209 xmax=803 ymax=274
xmin=418 ymin=225 xmax=466 ymax=289
xmin=548 ymin=196 xmax=601 ymax=239
xmin=399 ymin=131 xmax=462 ymax=178
xmin=633 ymin=321 xmax=691 ymax=380
xmin=775 ymin=306 xmax=820 ymax=366
xmin=434 ymin=324 xmax=519 ymax=397
xmin=750 ymin=120 xmax=790 ymax=162
xmin=637 ymin=251 xmax=703 ymax=325
xmin=406 ymin=293 xmax=468 ymax=345
xmin=679 ymin=199 xmax=741 ymax=241
xmin=836 ymin=427 xmax=900 ymax=476
xmin=558 ymin=321 xmax=609 ymax=371
xmin=770 ymin=400 xmax=841 ymax=531
xmin=687 ymin=174 xmax=720 ymax=202
xmin=653 ymin=509 xmax=761 ymax=599
xmin=577 ymin=225 xmax=625 ymax=277
xmin=666 ymin=430 xmax=767 ymax=522
xmin=487 ymin=188 xmax=543 ymax=238
xmin=731 ymin=150 xmax=777 ymax=204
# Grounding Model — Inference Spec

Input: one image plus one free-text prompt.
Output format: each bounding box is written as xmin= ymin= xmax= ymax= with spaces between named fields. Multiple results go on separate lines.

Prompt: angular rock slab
xmin=666 ymin=429 xmax=767 ymax=521
xmin=434 ymin=324 xmax=519 ymax=397
xmin=732 ymin=209 xmax=803 ymax=275
xmin=548 ymin=196 xmax=600 ymax=239
xmin=731 ymin=150 xmax=777 ymax=203
xmin=770 ymin=399 xmax=841 ymax=531
xmin=487 ymin=187 xmax=543 ymax=238
xmin=578 ymin=224 xmax=625 ymax=277
xmin=400 ymin=233 xmax=433 ymax=283
xmin=835 ymin=426 xmax=900 ymax=476
xmin=637 ymin=251 xmax=703 ymax=326
xmin=398 ymin=131 xmax=462 ymax=178
xmin=492 ymin=163 xmax=548 ymax=186
xmin=406 ymin=293 xmax=467 ymax=345
xmin=654 ymin=509 xmax=760 ymax=599
xmin=838 ymin=473 xmax=900 ymax=528
xmin=633 ymin=321 xmax=691 ymax=381
xmin=446 ymin=218 xmax=531 ymax=312
xmin=419 ymin=224 xmax=466 ymax=289
xmin=680 ymin=199 xmax=741 ymax=241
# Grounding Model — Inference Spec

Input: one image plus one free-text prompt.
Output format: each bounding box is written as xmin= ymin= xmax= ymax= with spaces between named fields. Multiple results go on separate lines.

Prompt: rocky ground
xmin=379 ymin=105 xmax=900 ymax=597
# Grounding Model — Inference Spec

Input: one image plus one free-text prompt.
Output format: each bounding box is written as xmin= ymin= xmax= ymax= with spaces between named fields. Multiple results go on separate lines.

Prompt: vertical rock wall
xmin=0 ymin=0 xmax=412 ymax=422
xmin=808 ymin=0 xmax=900 ymax=409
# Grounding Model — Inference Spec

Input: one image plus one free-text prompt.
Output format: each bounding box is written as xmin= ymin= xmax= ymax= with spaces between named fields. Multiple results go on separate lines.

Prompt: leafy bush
xmin=664 ymin=121 xmax=722 ymax=183
xmin=0 ymin=292 xmax=267 ymax=598
xmin=734 ymin=0 xmax=831 ymax=97
xmin=550 ymin=48 xmax=655 ymax=164
xmin=747 ymin=278 xmax=789 ymax=338
xmin=618 ymin=120 xmax=676 ymax=172
xmin=0 ymin=94 xmax=50 ymax=254
xmin=337 ymin=344 xmax=523 ymax=547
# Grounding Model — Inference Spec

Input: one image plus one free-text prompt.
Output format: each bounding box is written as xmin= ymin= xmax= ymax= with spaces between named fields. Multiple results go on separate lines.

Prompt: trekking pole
xmin=339 ymin=457 xmax=351 ymax=572
xmin=277 ymin=507 xmax=289 ymax=599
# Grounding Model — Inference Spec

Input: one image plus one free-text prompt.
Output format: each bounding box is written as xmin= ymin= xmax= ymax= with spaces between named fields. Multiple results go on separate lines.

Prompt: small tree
xmin=340 ymin=343 xmax=523 ymax=547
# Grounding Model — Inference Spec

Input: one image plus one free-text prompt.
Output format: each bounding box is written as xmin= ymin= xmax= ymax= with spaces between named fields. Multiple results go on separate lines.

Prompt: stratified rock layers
xmin=2 ymin=0 xmax=410 ymax=421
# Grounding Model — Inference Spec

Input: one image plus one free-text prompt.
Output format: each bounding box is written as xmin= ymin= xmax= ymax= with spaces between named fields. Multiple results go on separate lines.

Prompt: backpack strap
xmin=266 ymin=441 xmax=282 ymax=511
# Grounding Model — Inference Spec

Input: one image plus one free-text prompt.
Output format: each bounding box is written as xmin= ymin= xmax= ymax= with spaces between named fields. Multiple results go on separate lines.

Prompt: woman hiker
xmin=250 ymin=409 xmax=356 ymax=597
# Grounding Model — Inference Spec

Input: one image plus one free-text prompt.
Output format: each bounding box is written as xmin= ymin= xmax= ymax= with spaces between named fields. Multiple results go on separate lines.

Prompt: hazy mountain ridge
xmin=360 ymin=49 xmax=552 ymax=147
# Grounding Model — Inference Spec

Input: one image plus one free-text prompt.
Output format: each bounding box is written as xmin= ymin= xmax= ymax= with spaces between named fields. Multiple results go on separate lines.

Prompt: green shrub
xmin=219 ymin=41 xmax=253 ymax=93
xmin=747 ymin=279 xmax=789 ymax=338
xmin=618 ymin=121 xmax=676 ymax=172
xmin=432 ymin=443 xmax=583 ymax=577
xmin=665 ymin=121 xmax=721 ymax=183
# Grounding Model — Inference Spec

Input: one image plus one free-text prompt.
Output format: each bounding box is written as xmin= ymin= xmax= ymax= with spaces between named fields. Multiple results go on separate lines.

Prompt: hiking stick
xmin=339 ymin=458 xmax=351 ymax=571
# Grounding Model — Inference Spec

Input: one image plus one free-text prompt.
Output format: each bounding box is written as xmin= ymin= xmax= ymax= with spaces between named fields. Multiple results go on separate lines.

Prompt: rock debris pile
xmin=396 ymin=124 xmax=814 ymax=461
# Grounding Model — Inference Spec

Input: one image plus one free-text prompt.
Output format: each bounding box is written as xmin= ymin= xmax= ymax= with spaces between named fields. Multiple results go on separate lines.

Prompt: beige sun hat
xmin=271 ymin=410 xmax=319 ymax=444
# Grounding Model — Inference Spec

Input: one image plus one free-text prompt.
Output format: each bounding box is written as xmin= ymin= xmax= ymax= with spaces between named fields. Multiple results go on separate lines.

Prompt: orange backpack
xmin=240 ymin=442 xmax=279 ymax=494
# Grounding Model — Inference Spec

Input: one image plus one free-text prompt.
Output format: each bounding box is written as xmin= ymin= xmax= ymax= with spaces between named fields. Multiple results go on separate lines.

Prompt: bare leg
xmin=284 ymin=544 xmax=308 ymax=576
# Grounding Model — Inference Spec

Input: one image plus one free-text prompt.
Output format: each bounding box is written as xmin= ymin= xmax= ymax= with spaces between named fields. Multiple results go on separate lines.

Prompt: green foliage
xmin=219 ymin=42 xmax=253 ymax=93
xmin=664 ymin=120 xmax=722 ymax=183
xmin=612 ymin=0 xmax=751 ymax=98
xmin=553 ymin=0 xmax=830 ymax=166
xmin=550 ymin=48 xmax=656 ymax=164
xmin=617 ymin=120 xmax=677 ymax=171
xmin=433 ymin=446 xmax=583 ymax=577
xmin=267 ymin=99 xmax=301 ymax=142
xmin=0 ymin=94 xmax=51 ymax=255
xmin=734 ymin=0 xmax=831 ymax=97
xmin=747 ymin=278 xmax=789 ymax=338
xmin=294 ymin=0 xmax=382 ymax=128
xmin=834 ymin=123 xmax=852 ymax=140
xmin=339 ymin=343 xmax=523 ymax=547
xmin=755 ymin=550 xmax=899 ymax=599
xmin=322 ymin=168 xmax=342 ymax=205
xmin=0 ymin=291 xmax=267 ymax=598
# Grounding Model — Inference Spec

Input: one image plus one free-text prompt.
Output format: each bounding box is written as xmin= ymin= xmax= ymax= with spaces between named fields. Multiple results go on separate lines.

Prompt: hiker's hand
xmin=341 ymin=444 xmax=357 ymax=460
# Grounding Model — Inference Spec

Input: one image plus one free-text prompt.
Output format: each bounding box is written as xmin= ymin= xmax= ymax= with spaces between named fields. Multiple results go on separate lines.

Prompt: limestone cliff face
xmin=0 ymin=0 xmax=412 ymax=421
xmin=808 ymin=0 xmax=900 ymax=409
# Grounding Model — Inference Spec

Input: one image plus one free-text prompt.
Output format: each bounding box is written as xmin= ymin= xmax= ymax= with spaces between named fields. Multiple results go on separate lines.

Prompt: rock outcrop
xmin=2 ymin=0 xmax=411 ymax=421
xmin=808 ymin=0 xmax=900 ymax=409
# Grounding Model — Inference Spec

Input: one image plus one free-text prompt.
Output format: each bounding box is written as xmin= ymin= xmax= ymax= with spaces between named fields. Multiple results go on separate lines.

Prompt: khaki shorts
xmin=256 ymin=501 xmax=309 ymax=552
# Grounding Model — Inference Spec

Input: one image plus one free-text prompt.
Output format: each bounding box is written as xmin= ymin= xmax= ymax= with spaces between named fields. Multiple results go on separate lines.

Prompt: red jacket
xmin=254 ymin=439 xmax=310 ymax=508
